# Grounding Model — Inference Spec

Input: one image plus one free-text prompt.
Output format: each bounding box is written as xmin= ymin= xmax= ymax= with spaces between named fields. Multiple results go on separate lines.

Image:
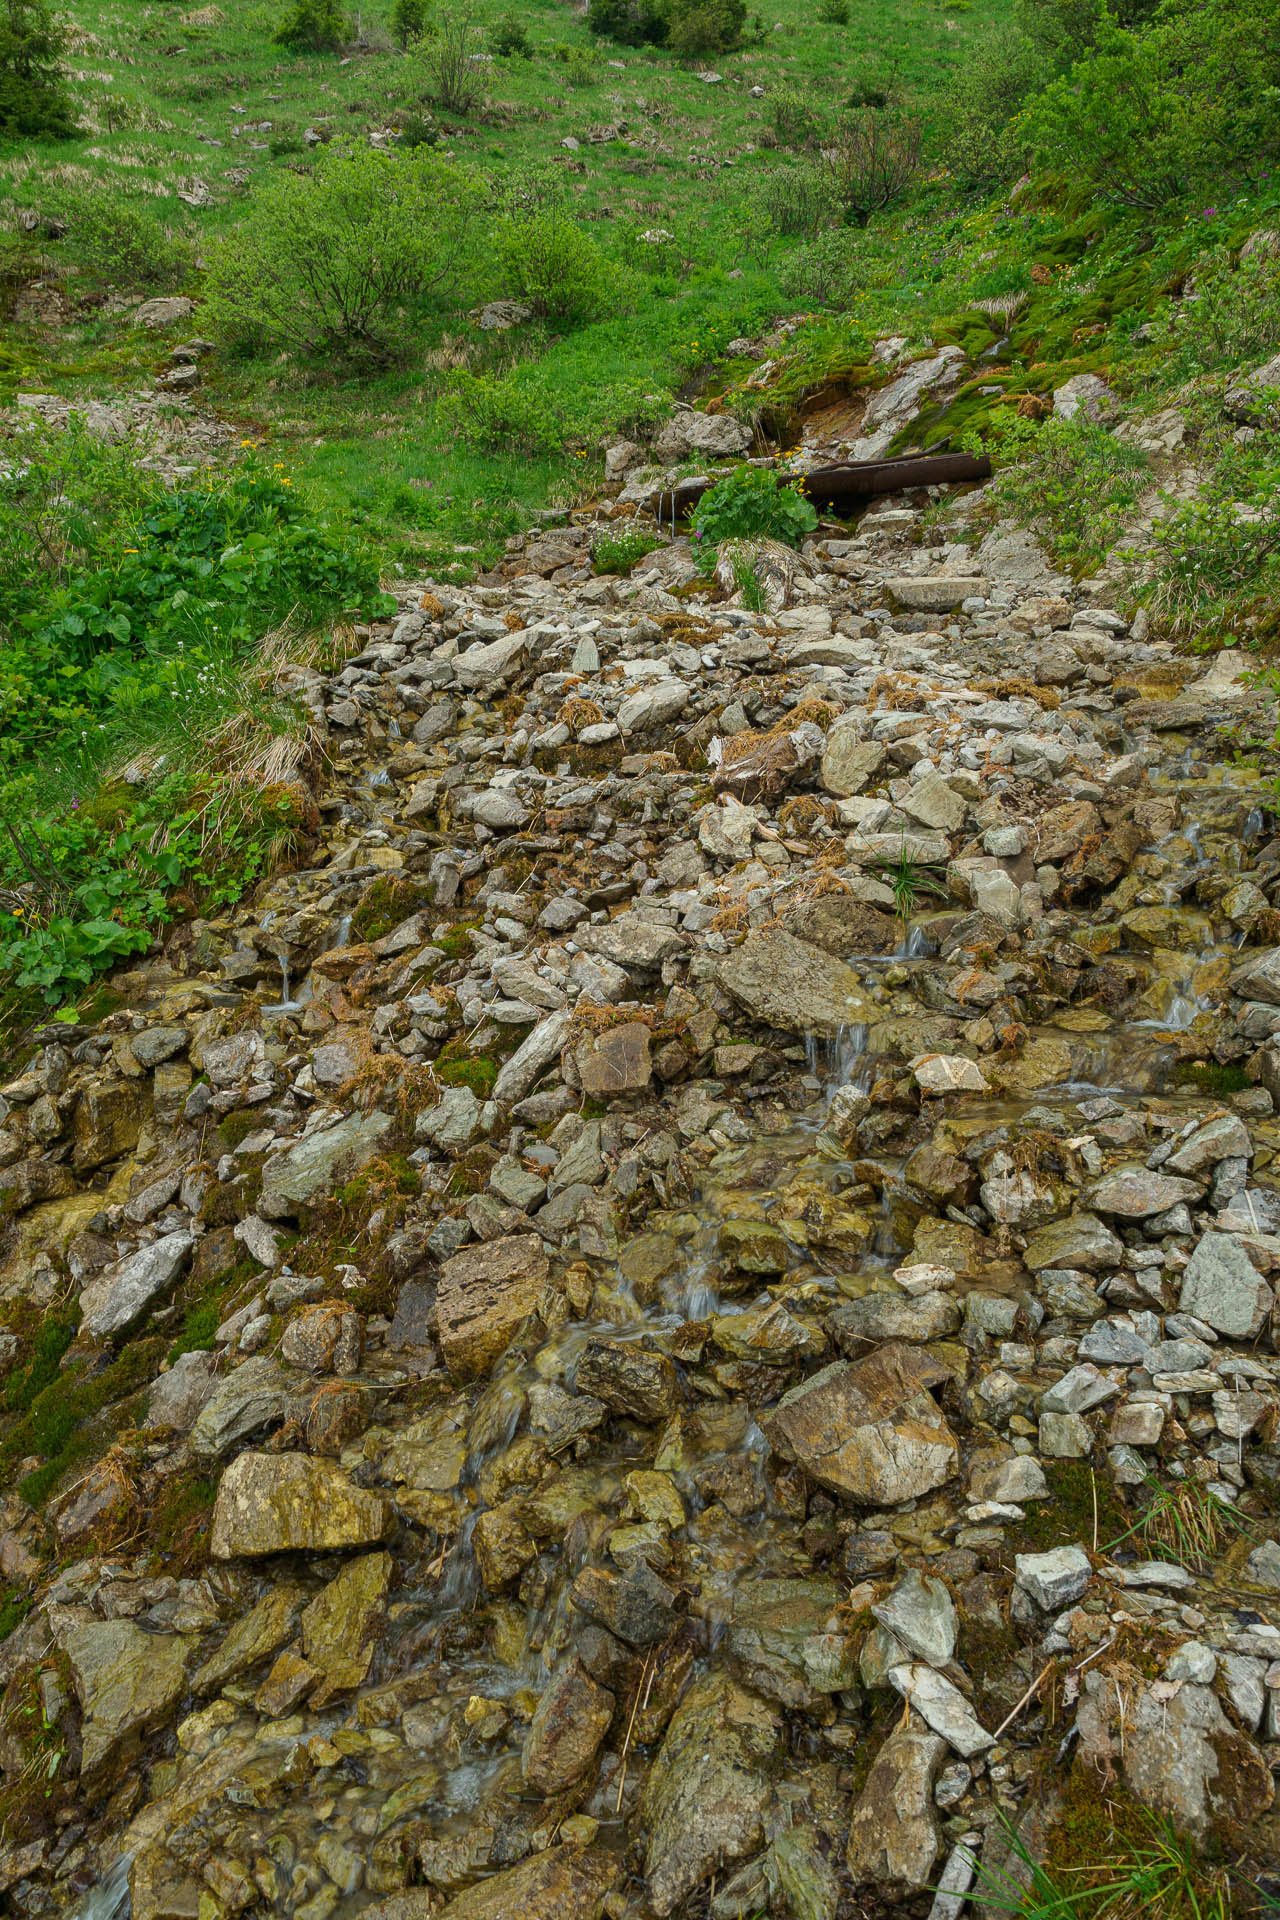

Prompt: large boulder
xmin=258 ymin=1110 xmax=394 ymax=1218
xmin=640 ymin=1673 xmax=781 ymax=1915
xmin=209 ymin=1451 xmax=394 ymax=1557
xmin=63 ymin=1620 xmax=193 ymax=1779
xmin=845 ymin=1722 xmax=947 ymax=1891
xmin=435 ymin=1232 xmax=548 ymax=1380
xmin=762 ymin=1345 xmax=959 ymax=1505
xmin=718 ymin=928 xmax=873 ymax=1037
xmin=1179 ymin=1231 xmax=1273 ymax=1338
xmin=79 ymin=1231 xmax=195 ymax=1340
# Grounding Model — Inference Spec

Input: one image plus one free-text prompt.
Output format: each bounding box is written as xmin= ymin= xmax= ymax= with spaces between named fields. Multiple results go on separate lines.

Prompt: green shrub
xmin=48 ymin=181 xmax=191 ymax=290
xmin=0 ymin=0 xmax=74 ymax=138
xmin=488 ymin=10 xmax=531 ymax=55
xmin=495 ymin=211 xmax=632 ymax=325
xmin=439 ymin=368 xmax=566 ymax=454
xmin=591 ymin=528 xmax=664 ymax=574
xmin=691 ymin=465 xmax=818 ymax=563
xmin=817 ymin=106 xmax=922 ymax=227
xmin=1143 ymin=429 xmax=1280 ymax=644
xmin=275 ymin=0 xmax=347 ymax=50
xmin=1146 ymin=246 xmax=1280 ymax=384
xmin=1025 ymin=0 xmax=1280 ymax=210
xmin=586 ymin=0 xmax=666 ymax=46
xmin=767 ymin=81 xmax=825 ymax=149
xmin=756 ymin=163 xmax=835 ymax=239
xmin=665 ymin=0 xmax=746 ymax=54
xmin=777 ymin=227 xmax=863 ymax=305
xmin=418 ymin=8 xmax=484 ymax=112
xmin=975 ymin=412 xmax=1149 ymax=575
xmin=391 ymin=0 xmax=428 ymax=46
xmin=941 ymin=26 xmax=1044 ymax=184
xmin=817 ymin=0 xmax=848 ymax=21
xmin=202 ymin=145 xmax=481 ymax=362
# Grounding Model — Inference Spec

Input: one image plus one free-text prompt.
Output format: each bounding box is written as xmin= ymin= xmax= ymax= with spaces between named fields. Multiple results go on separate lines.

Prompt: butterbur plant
xmin=690 ymin=464 xmax=818 ymax=568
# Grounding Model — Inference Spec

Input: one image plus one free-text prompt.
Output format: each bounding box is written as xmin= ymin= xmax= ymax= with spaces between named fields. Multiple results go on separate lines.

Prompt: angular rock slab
xmin=209 ymin=1451 xmax=394 ymax=1557
xmin=79 ymin=1230 xmax=194 ymax=1340
xmin=845 ymin=1721 xmax=947 ymax=1891
xmin=435 ymin=1232 xmax=548 ymax=1380
xmin=64 ymin=1619 xmax=193 ymax=1778
xmin=1179 ymin=1230 xmax=1273 ymax=1338
xmin=718 ymin=928 xmax=873 ymax=1038
xmin=522 ymin=1657 xmax=614 ymax=1793
xmin=258 ymin=1109 xmax=394 ymax=1218
xmin=361 ymin=1846 xmax=620 ymax=1920
xmin=640 ymin=1672 xmax=781 ymax=1916
xmin=762 ymin=1344 xmax=959 ymax=1505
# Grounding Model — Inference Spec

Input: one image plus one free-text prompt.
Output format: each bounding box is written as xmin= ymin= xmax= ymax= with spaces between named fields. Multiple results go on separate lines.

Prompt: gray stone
xmin=492 ymin=1008 xmax=573 ymax=1106
xmin=820 ymin=727 xmax=885 ymax=798
xmin=887 ymin=577 xmax=987 ymax=614
xmin=763 ymin=1345 xmax=958 ymax=1505
xmin=258 ymin=1109 xmax=394 ymax=1218
xmin=873 ymin=1568 xmax=956 ymax=1667
xmin=576 ymin=915 xmax=684 ymax=974
xmin=146 ymin=1350 xmax=218 ymax=1433
xmin=415 ymin=1084 xmax=482 ymax=1149
xmin=845 ymin=1723 xmax=947 ymax=1892
xmin=719 ymin=928 xmax=873 ymax=1038
xmin=79 ymin=1230 xmax=195 ymax=1340
xmin=1023 ymin=1213 xmax=1123 ymax=1274
xmin=1179 ymin=1231 xmax=1273 ymax=1338
xmin=436 ymin=1233 xmax=548 ymax=1380
xmin=1167 ymin=1113 xmax=1252 ymax=1174
xmin=1089 ymin=1166 xmax=1202 ymax=1218
xmin=887 ymin=1664 xmax=992 ymax=1757
xmin=188 ymin=1356 xmax=300 ymax=1459
xmin=1245 ymin=1538 xmax=1280 ymax=1591
xmin=1015 ymin=1546 xmax=1092 ymax=1610
xmin=618 ymin=680 xmax=690 ymax=732
xmin=64 ymin=1619 xmax=193 ymax=1777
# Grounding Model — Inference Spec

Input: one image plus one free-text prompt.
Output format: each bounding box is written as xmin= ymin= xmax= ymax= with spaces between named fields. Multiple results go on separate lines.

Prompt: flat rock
xmin=640 ymin=1673 xmax=781 ymax=1916
xmin=845 ymin=1722 xmax=947 ymax=1892
xmin=64 ymin=1619 xmax=192 ymax=1778
xmin=79 ymin=1230 xmax=195 ymax=1339
xmin=258 ymin=1110 xmax=394 ymax=1218
xmin=576 ymin=1021 xmax=652 ymax=1097
xmin=1023 ymin=1213 xmax=1123 ymax=1274
xmin=1089 ymin=1166 xmax=1201 ymax=1218
xmin=362 ymin=1846 xmax=620 ymax=1920
xmin=1015 ymin=1546 xmax=1093 ymax=1610
xmin=887 ymin=576 xmax=987 ymax=612
xmin=522 ymin=1658 xmax=614 ymax=1793
xmin=762 ymin=1344 xmax=958 ymax=1505
xmin=1179 ymin=1231 xmax=1273 ymax=1338
xmin=193 ymin=1584 xmax=306 ymax=1694
xmin=435 ymin=1233 xmax=548 ymax=1380
xmin=887 ymin=1664 xmax=992 ymax=1758
xmin=718 ymin=928 xmax=872 ymax=1038
xmin=209 ymin=1451 xmax=393 ymax=1557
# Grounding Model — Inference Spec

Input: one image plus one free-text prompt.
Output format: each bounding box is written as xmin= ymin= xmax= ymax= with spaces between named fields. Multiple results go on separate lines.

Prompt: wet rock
xmin=301 ymin=1549 xmax=391 ymax=1699
xmin=363 ymin=1845 xmax=620 ymax=1920
xmin=473 ymin=1503 xmax=537 ymax=1589
xmin=576 ymin=1337 xmax=680 ymax=1422
xmin=188 ymin=1356 xmax=299 ymax=1459
xmin=209 ymin=1451 xmax=394 ymax=1557
xmin=1179 ymin=1231 xmax=1273 ymax=1338
xmin=193 ymin=1584 xmax=306 ymax=1693
xmin=570 ymin=1560 xmax=679 ymax=1647
xmin=718 ymin=928 xmax=872 ymax=1037
xmin=79 ymin=1230 xmax=195 ymax=1339
xmin=762 ymin=1345 xmax=958 ymax=1504
xmin=640 ymin=1673 xmax=781 ymax=1915
xmin=828 ymin=1289 xmax=960 ymax=1347
xmin=436 ymin=1233 xmax=548 ymax=1380
xmin=73 ymin=1080 xmax=146 ymax=1168
xmin=522 ymin=1657 xmax=614 ymax=1792
xmin=258 ymin=1109 xmax=394 ymax=1217
xmin=1022 ymin=1213 xmax=1123 ymax=1273
xmin=728 ymin=1576 xmax=858 ymax=1698
xmin=63 ymin=1619 xmax=192 ymax=1778
xmin=845 ymin=1722 xmax=947 ymax=1892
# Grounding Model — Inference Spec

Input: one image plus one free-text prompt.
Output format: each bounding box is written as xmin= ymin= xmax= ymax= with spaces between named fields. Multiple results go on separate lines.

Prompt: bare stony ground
xmin=6 ymin=342 xmax=1280 ymax=1919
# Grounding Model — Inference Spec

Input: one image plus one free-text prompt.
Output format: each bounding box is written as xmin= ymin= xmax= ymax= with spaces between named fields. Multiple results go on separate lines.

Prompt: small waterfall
xmin=64 ymin=1856 xmax=132 ymax=1920
xmin=806 ymin=1022 xmax=870 ymax=1094
xmin=895 ymin=924 xmax=929 ymax=959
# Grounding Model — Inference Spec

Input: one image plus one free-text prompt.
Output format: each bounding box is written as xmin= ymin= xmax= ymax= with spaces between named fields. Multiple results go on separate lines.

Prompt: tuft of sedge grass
xmin=964 ymin=1810 xmax=1234 ymax=1919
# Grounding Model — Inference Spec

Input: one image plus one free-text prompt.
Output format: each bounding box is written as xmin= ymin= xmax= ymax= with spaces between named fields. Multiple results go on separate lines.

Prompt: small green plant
xmin=274 ymin=0 xmax=347 ymax=50
xmin=46 ymin=181 xmax=191 ymax=291
xmin=391 ymin=0 xmax=429 ymax=46
xmin=731 ymin=551 xmax=767 ymax=611
xmin=0 ymin=0 xmax=75 ymax=137
xmin=817 ymin=0 xmax=848 ymax=22
xmin=967 ymin=1810 xmax=1234 ymax=1919
xmin=690 ymin=465 xmax=818 ymax=561
xmin=974 ymin=413 xmax=1149 ymax=576
xmin=488 ymin=10 xmax=532 ymax=55
xmin=1105 ymin=1473 xmax=1249 ymax=1570
xmin=873 ymin=842 xmax=948 ymax=922
xmin=591 ymin=528 xmax=664 ymax=575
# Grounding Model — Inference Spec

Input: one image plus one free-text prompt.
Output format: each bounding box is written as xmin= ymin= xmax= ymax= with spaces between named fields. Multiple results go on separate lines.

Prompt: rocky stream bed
xmin=5 ymin=425 xmax=1280 ymax=1919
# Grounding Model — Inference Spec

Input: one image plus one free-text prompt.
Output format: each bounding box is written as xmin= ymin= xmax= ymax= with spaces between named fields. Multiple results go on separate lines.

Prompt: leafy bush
xmin=975 ymin=413 xmax=1149 ymax=574
xmin=941 ymin=26 xmax=1044 ymax=184
xmin=768 ymin=81 xmax=825 ymax=149
xmin=488 ymin=11 xmax=531 ymax=55
xmin=1025 ymin=0 xmax=1280 ymax=209
xmin=756 ymin=163 xmax=835 ymax=239
xmin=585 ymin=0 xmax=666 ymax=46
xmin=419 ymin=8 xmax=484 ymax=112
xmin=665 ymin=0 xmax=746 ymax=55
xmin=495 ymin=211 xmax=632 ymax=325
xmin=817 ymin=106 xmax=922 ymax=226
xmin=0 ymin=0 xmax=73 ymax=136
xmin=48 ymin=181 xmax=191 ymax=290
xmin=0 ymin=429 xmax=389 ymax=1003
xmin=1146 ymin=246 xmax=1280 ymax=384
xmin=777 ymin=227 xmax=866 ymax=305
xmin=391 ymin=0 xmax=428 ymax=46
xmin=691 ymin=465 xmax=818 ymax=563
xmin=439 ymin=368 xmax=566 ymax=454
xmin=1142 ymin=429 xmax=1280 ymax=644
xmin=275 ymin=0 xmax=347 ymax=49
xmin=202 ymin=145 xmax=481 ymax=363
xmin=817 ymin=0 xmax=848 ymax=21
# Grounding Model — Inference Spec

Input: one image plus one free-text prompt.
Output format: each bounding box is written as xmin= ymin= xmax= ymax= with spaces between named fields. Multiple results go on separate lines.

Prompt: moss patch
xmin=1016 ymin=1459 xmax=1129 ymax=1556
